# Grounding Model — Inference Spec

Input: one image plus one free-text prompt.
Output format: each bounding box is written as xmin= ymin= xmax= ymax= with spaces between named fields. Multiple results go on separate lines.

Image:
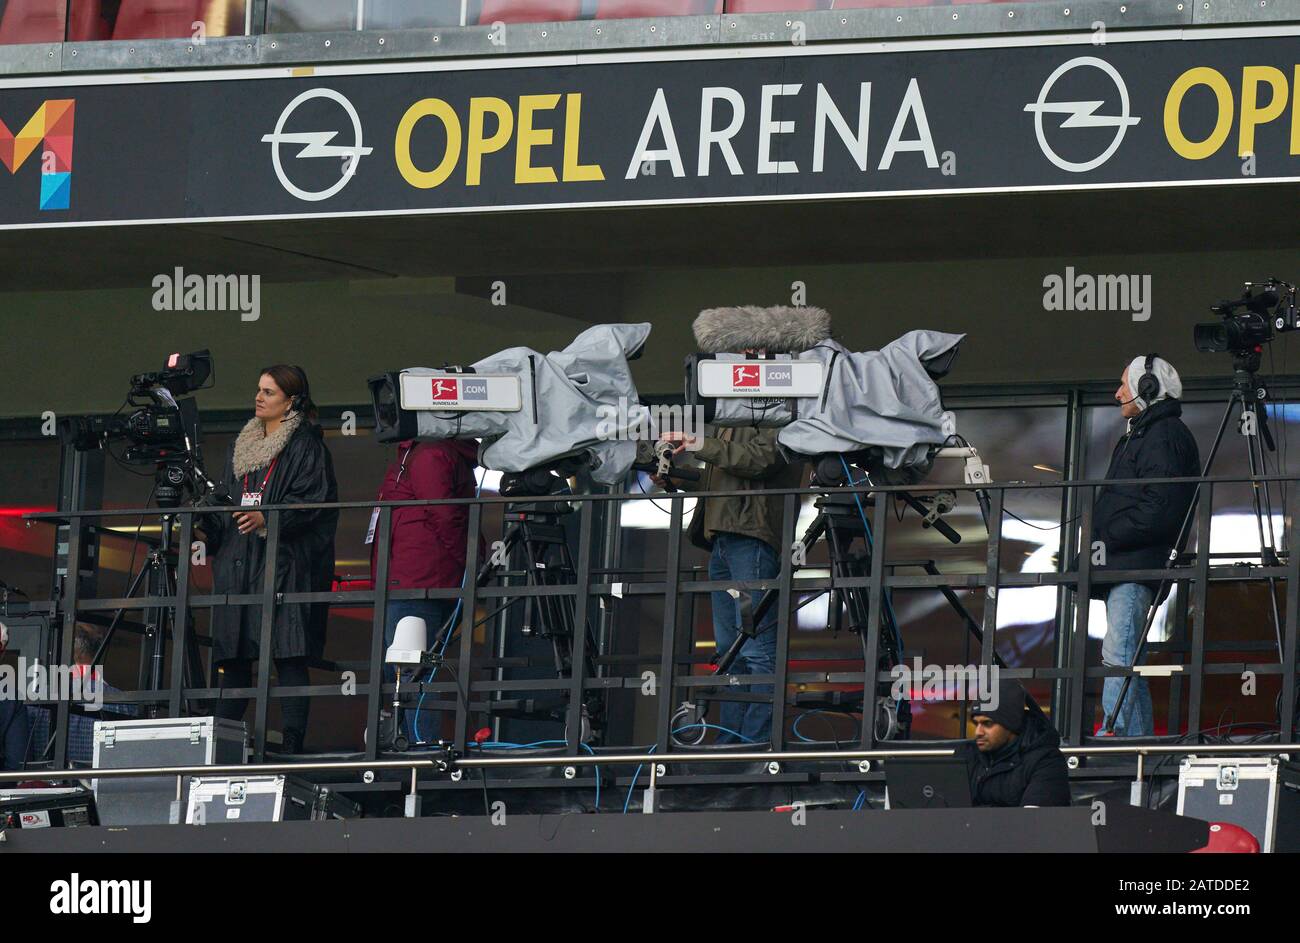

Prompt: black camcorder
xmin=1194 ymin=279 xmax=1298 ymax=355
xmin=58 ymin=350 xmax=222 ymax=508
xmin=58 ymin=350 xmax=213 ymax=463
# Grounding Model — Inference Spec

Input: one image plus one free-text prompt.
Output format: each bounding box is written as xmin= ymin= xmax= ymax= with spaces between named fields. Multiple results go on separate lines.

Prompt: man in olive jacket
xmin=662 ymin=424 xmax=802 ymax=744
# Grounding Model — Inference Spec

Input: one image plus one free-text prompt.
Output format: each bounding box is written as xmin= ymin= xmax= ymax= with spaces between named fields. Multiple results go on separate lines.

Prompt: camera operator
xmin=368 ymin=438 xmax=482 ymax=743
xmin=199 ymin=365 xmax=338 ymax=755
xmin=659 ymin=424 xmax=800 ymax=744
xmin=1092 ymin=354 xmax=1199 ymax=737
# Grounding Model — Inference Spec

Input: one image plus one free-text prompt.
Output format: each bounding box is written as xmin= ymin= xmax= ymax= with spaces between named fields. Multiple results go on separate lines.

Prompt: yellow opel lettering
xmin=396 ymin=98 xmax=462 ymax=189
xmin=1164 ymin=66 xmax=1233 ymax=160
xmin=516 ymin=94 xmax=561 ymax=184
xmin=562 ymin=93 xmax=605 ymax=182
xmin=467 ymin=97 xmax=514 ymax=187
xmin=1239 ymin=66 xmax=1289 ymax=157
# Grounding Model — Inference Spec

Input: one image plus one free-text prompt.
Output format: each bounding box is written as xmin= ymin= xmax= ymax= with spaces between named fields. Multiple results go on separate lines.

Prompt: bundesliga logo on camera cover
xmin=730 ymin=363 xmax=793 ymax=391
xmin=430 ymin=377 xmax=489 ymax=402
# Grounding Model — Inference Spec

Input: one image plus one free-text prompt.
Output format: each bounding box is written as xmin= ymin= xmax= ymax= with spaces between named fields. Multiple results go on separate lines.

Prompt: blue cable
xmin=791 ymin=710 xmax=822 ymax=743
xmin=622 ymin=722 xmax=757 ymax=813
xmin=412 ymin=469 xmax=484 ymax=744
xmin=852 ymin=790 xmax=866 ymax=811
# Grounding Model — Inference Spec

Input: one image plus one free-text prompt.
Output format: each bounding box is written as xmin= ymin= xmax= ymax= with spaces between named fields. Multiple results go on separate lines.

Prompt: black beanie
xmin=970 ymin=679 xmax=1027 ymax=734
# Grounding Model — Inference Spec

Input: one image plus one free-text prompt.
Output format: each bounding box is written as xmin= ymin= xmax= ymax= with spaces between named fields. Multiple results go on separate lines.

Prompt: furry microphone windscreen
xmin=692 ymin=305 xmax=832 ymax=353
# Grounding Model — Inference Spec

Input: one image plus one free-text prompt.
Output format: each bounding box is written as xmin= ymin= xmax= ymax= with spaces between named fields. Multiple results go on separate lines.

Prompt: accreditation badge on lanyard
xmin=366 ymin=446 xmax=414 ymax=545
xmin=242 ymin=458 xmax=277 ymax=508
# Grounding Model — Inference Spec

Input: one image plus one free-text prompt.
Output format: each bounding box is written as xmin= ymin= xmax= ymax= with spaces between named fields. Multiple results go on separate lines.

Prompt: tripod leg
xmin=1244 ymin=400 xmax=1286 ymax=659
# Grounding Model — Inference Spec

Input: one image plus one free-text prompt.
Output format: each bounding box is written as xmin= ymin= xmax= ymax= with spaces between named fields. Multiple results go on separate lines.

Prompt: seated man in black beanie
xmin=957 ymin=680 xmax=1070 ymax=807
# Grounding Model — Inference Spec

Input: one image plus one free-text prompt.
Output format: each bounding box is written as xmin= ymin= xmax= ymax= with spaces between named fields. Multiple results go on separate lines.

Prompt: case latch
xmin=1217 ymin=765 xmax=1239 ymax=791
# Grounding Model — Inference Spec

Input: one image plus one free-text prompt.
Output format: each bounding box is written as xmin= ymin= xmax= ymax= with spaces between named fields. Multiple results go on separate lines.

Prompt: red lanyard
xmin=243 ymin=457 xmax=278 ymax=496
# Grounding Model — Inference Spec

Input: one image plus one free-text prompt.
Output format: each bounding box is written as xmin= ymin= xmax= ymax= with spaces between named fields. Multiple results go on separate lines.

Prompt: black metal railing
xmin=10 ymin=470 xmax=1298 ymax=779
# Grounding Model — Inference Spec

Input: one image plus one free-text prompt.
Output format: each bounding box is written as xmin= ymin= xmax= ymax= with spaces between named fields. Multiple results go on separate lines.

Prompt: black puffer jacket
xmin=1090 ymin=398 xmax=1200 ymax=600
xmin=957 ymin=709 xmax=1071 ymax=807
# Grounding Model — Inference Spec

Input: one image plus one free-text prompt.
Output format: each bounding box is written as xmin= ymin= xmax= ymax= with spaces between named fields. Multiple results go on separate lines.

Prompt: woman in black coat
xmin=201 ymin=365 xmax=338 ymax=754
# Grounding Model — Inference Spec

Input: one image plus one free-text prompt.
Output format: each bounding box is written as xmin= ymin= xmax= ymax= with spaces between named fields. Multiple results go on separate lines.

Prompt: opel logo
xmin=262 ymin=88 xmax=374 ymax=202
xmin=1024 ymin=57 xmax=1140 ymax=173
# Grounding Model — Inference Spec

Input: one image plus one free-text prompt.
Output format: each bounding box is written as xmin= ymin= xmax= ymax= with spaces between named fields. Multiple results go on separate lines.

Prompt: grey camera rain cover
xmin=407 ymin=323 xmax=652 ymax=485
xmin=776 ymin=330 xmax=966 ymax=469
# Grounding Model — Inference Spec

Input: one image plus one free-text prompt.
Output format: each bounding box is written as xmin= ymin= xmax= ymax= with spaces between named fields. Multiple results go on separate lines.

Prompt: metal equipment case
xmin=1177 ymin=755 xmax=1282 ymax=852
xmin=0 ymin=787 xmax=98 ymax=828
xmin=92 ymin=717 xmax=246 ymax=825
xmin=186 ymin=775 xmax=361 ymax=823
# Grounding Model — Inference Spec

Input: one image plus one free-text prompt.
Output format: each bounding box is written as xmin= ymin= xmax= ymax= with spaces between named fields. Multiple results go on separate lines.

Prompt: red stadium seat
xmin=0 ymin=0 xmax=67 ymax=44
xmin=112 ymin=0 xmax=207 ymax=39
xmin=595 ymin=0 xmax=723 ymax=18
xmin=1191 ymin=822 xmax=1261 ymax=854
xmin=68 ymin=1 xmax=111 ymax=40
xmin=478 ymin=0 xmax=583 ymax=23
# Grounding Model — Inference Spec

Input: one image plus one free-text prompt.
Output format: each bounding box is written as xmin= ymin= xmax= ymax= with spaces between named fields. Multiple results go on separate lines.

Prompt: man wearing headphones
xmin=1092 ymin=354 xmax=1200 ymax=737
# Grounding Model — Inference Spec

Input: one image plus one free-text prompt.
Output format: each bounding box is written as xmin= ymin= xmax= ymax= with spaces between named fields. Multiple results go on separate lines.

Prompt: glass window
xmin=364 ymin=0 xmax=461 ymax=28
xmin=266 ymin=0 xmax=356 ymax=33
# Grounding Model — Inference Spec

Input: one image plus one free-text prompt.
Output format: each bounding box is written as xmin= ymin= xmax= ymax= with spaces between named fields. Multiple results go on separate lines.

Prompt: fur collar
xmin=233 ymin=411 xmax=304 ymax=478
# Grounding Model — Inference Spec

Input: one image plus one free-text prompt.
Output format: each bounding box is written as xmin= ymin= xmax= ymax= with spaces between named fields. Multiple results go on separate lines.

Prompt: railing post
xmin=980 ymin=487 xmax=1004 ymax=668
xmin=1186 ymin=482 xmax=1215 ymax=737
xmin=168 ymin=512 xmax=194 ymax=717
xmin=768 ymin=492 xmax=797 ymax=752
xmin=452 ymin=501 xmax=482 ymax=754
xmin=564 ymin=499 xmax=595 ymax=754
xmin=52 ymin=510 xmax=82 ymax=770
xmin=1282 ymin=482 xmax=1300 ymax=743
xmin=654 ymin=496 xmax=684 ymax=755
xmin=252 ymin=508 xmax=280 ymax=762
xmin=365 ymin=505 xmax=392 ymax=761
xmin=1067 ymin=484 xmax=1094 ymax=745
xmin=860 ymin=488 xmax=888 ymax=749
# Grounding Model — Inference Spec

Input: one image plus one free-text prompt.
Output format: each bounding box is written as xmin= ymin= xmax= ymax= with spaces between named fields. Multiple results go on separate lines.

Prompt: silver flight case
xmin=92 ymin=716 xmax=247 ymax=825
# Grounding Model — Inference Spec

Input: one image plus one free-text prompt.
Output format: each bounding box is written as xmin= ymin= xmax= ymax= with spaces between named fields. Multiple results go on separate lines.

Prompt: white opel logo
xmin=1024 ymin=57 xmax=1140 ymax=173
xmin=262 ymin=88 xmax=374 ymax=202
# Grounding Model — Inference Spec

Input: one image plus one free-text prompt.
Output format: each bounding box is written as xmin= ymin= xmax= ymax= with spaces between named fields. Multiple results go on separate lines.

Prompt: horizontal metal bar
xmin=21 ymin=472 xmax=1300 ymax=522
xmin=8 ymin=742 xmax=1294 ymax=783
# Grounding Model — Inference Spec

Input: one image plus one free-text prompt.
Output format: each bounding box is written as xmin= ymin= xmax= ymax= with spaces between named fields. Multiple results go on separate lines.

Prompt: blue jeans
xmin=1102 ymin=582 xmax=1155 ymax=737
xmin=384 ymin=598 xmax=457 ymax=744
xmin=709 ymin=533 xmax=780 ymax=745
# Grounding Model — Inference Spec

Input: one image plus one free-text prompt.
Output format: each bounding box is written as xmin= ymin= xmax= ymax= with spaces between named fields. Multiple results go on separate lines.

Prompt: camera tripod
xmin=102 ymin=463 xmax=210 ymax=713
xmin=424 ymin=468 xmax=604 ymax=739
xmin=1103 ymin=350 xmax=1286 ymax=734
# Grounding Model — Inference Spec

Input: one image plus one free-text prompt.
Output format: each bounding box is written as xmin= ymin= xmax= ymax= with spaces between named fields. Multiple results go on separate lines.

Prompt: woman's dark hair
xmin=259 ymin=364 xmax=318 ymax=421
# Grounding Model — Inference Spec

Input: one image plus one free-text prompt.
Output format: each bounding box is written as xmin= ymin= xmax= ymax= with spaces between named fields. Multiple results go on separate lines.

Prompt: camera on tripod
xmin=1194 ymin=278 xmax=1298 ymax=354
xmin=57 ymin=350 xmax=221 ymax=508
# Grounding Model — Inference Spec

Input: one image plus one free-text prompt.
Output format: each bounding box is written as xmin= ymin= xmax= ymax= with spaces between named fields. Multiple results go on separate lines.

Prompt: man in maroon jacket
xmin=368 ymin=439 xmax=481 ymax=744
